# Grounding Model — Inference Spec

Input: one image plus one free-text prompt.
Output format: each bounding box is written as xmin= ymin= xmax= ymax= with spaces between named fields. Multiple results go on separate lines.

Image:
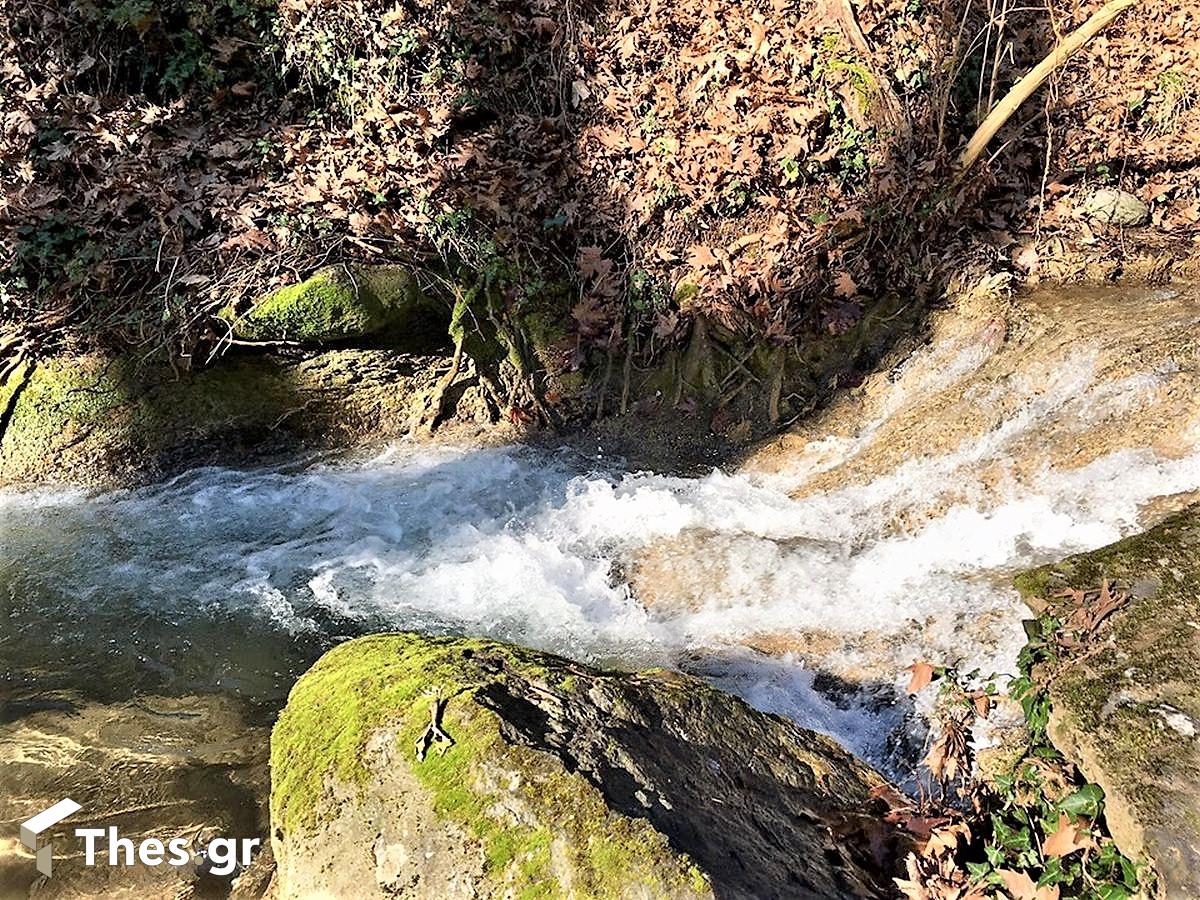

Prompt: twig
xmin=619 ymin=329 xmax=634 ymax=416
xmin=414 ymin=692 xmax=456 ymax=762
xmin=959 ymin=0 xmax=1135 ymax=171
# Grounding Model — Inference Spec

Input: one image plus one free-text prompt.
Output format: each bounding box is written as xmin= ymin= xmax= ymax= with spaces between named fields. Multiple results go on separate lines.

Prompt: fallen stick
xmin=958 ymin=0 xmax=1135 ymax=171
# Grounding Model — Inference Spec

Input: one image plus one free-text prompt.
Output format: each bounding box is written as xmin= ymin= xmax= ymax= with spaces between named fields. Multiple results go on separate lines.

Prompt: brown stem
xmin=958 ymin=0 xmax=1135 ymax=171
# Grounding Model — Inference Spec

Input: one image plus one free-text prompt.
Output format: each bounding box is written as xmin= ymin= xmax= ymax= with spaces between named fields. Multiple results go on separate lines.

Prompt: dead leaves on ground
xmin=1053 ymin=579 xmax=1129 ymax=650
xmin=5 ymin=0 xmax=1199 ymax=362
xmin=895 ymin=841 xmax=988 ymax=900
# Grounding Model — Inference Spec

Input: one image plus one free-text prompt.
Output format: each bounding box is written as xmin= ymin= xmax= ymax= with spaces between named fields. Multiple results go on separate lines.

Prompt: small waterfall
xmin=3 ymin=282 xmax=1198 ymax=776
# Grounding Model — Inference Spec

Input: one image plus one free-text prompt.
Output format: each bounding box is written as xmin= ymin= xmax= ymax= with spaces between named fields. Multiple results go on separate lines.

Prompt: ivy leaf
xmin=1059 ymin=784 xmax=1104 ymax=818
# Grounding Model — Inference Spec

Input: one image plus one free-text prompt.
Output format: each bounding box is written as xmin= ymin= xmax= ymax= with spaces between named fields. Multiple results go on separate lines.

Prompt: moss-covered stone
xmin=221 ymin=264 xmax=440 ymax=344
xmin=1014 ymin=506 xmax=1200 ymax=898
xmin=270 ymin=633 xmax=898 ymax=899
xmin=0 ymin=349 xmax=444 ymax=486
xmin=271 ymin=635 xmax=709 ymax=899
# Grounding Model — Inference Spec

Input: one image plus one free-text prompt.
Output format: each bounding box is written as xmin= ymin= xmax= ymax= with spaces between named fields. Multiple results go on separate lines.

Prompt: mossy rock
xmin=0 ymin=350 xmax=443 ymax=486
xmin=1015 ymin=505 xmax=1200 ymax=898
xmin=270 ymin=633 xmax=898 ymax=899
xmin=220 ymin=264 xmax=444 ymax=344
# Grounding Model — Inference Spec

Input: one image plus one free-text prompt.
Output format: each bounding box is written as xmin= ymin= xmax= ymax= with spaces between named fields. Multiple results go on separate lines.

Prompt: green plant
xmin=81 ymin=0 xmax=278 ymax=98
xmin=810 ymin=35 xmax=876 ymax=188
xmin=1147 ymin=68 xmax=1196 ymax=134
xmin=903 ymin=615 xmax=1150 ymax=898
xmin=628 ymin=268 xmax=671 ymax=315
xmin=780 ymin=157 xmax=801 ymax=185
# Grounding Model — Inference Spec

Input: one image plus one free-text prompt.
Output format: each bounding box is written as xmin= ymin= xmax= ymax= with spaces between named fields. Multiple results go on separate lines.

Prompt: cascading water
xmin=2 ymin=282 xmax=1198 ymax=779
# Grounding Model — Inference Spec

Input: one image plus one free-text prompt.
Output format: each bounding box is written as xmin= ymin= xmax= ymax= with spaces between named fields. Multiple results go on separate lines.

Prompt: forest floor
xmin=1 ymin=0 xmax=1197 ymax=373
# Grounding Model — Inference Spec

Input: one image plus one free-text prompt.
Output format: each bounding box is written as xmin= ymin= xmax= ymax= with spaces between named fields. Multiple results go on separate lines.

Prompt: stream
xmin=2 ymin=283 xmax=1199 ymax=782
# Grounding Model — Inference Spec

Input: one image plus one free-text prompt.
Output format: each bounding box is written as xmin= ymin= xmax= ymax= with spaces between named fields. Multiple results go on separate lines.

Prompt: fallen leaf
xmin=687 ymin=244 xmax=719 ymax=268
xmin=907 ymin=662 xmax=936 ymax=693
xmin=833 ymin=270 xmax=858 ymax=297
xmin=922 ymin=821 xmax=970 ymax=857
xmin=999 ymin=869 xmax=1038 ymax=900
xmin=1042 ymin=812 xmax=1094 ymax=858
xmin=972 ymin=693 xmax=992 ymax=718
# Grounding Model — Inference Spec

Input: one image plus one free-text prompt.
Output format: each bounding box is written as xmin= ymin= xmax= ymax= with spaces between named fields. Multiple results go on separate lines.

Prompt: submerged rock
xmin=1015 ymin=505 xmax=1200 ymax=898
xmin=0 ymin=693 xmax=270 ymax=898
xmin=270 ymin=633 xmax=899 ymax=899
xmin=220 ymin=264 xmax=444 ymax=344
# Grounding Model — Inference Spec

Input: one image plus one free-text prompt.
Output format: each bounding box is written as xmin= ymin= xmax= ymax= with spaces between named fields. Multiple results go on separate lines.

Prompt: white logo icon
xmin=20 ymin=798 xmax=82 ymax=877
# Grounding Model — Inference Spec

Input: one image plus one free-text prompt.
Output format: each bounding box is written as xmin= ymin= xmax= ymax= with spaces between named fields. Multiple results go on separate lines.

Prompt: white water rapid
xmin=3 ymin=283 xmax=1198 ymax=778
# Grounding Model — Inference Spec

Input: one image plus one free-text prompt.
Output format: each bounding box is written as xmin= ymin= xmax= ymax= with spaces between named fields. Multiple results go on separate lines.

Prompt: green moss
xmin=223 ymin=267 xmax=386 ymax=342
xmin=1011 ymin=568 xmax=1055 ymax=603
xmin=0 ymin=354 xmax=303 ymax=479
xmin=0 ymin=349 xmax=420 ymax=485
xmin=0 ymin=356 xmax=133 ymax=479
xmin=221 ymin=264 xmax=432 ymax=343
xmin=1014 ymin=505 xmax=1200 ymax=876
xmin=270 ymin=633 xmax=711 ymax=899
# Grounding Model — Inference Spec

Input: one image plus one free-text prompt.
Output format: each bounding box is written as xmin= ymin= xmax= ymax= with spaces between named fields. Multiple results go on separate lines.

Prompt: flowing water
xmin=2 ymin=282 xmax=1199 ymax=779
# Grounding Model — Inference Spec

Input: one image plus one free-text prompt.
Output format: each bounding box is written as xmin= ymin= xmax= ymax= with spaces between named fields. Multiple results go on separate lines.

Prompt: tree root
xmin=414 ymin=692 xmax=455 ymax=762
xmin=410 ymin=337 xmax=465 ymax=435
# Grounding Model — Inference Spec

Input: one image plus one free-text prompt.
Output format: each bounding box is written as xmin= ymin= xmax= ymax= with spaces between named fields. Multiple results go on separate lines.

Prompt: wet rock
xmin=743 ymin=281 xmax=1200 ymax=503
xmin=1014 ymin=505 xmax=1200 ymax=898
xmin=1077 ymin=188 xmax=1151 ymax=226
xmin=270 ymin=633 xmax=900 ymax=899
xmin=0 ymin=349 xmax=490 ymax=487
xmin=0 ymin=693 xmax=271 ymax=898
xmin=220 ymin=264 xmax=444 ymax=344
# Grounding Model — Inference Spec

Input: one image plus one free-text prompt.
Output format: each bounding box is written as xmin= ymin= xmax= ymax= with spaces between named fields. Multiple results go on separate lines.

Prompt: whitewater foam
xmin=4 ymin=289 xmax=1200 ymax=772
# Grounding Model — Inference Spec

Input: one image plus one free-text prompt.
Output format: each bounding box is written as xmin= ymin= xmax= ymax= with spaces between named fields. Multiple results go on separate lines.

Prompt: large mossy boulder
xmin=270 ymin=633 xmax=898 ymax=899
xmin=0 ymin=349 xmax=448 ymax=486
xmin=1015 ymin=505 xmax=1200 ymax=898
xmin=220 ymin=264 xmax=443 ymax=344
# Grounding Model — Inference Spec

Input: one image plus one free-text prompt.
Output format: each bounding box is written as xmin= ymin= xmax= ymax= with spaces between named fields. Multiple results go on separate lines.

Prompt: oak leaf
xmin=906 ymin=662 xmax=936 ymax=693
xmin=996 ymin=869 xmax=1060 ymax=900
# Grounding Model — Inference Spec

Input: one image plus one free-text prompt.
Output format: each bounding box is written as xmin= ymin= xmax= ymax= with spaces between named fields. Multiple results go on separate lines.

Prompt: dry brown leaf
xmin=922 ymin=821 xmax=970 ymax=857
xmin=1042 ymin=812 xmax=1094 ymax=858
xmin=687 ymin=244 xmax=720 ymax=268
xmin=907 ymin=662 xmax=936 ymax=693
xmin=833 ymin=271 xmax=858 ymax=297
xmin=998 ymin=869 xmax=1060 ymax=900
xmin=972 ymin=693 xmax=992 ymax=718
